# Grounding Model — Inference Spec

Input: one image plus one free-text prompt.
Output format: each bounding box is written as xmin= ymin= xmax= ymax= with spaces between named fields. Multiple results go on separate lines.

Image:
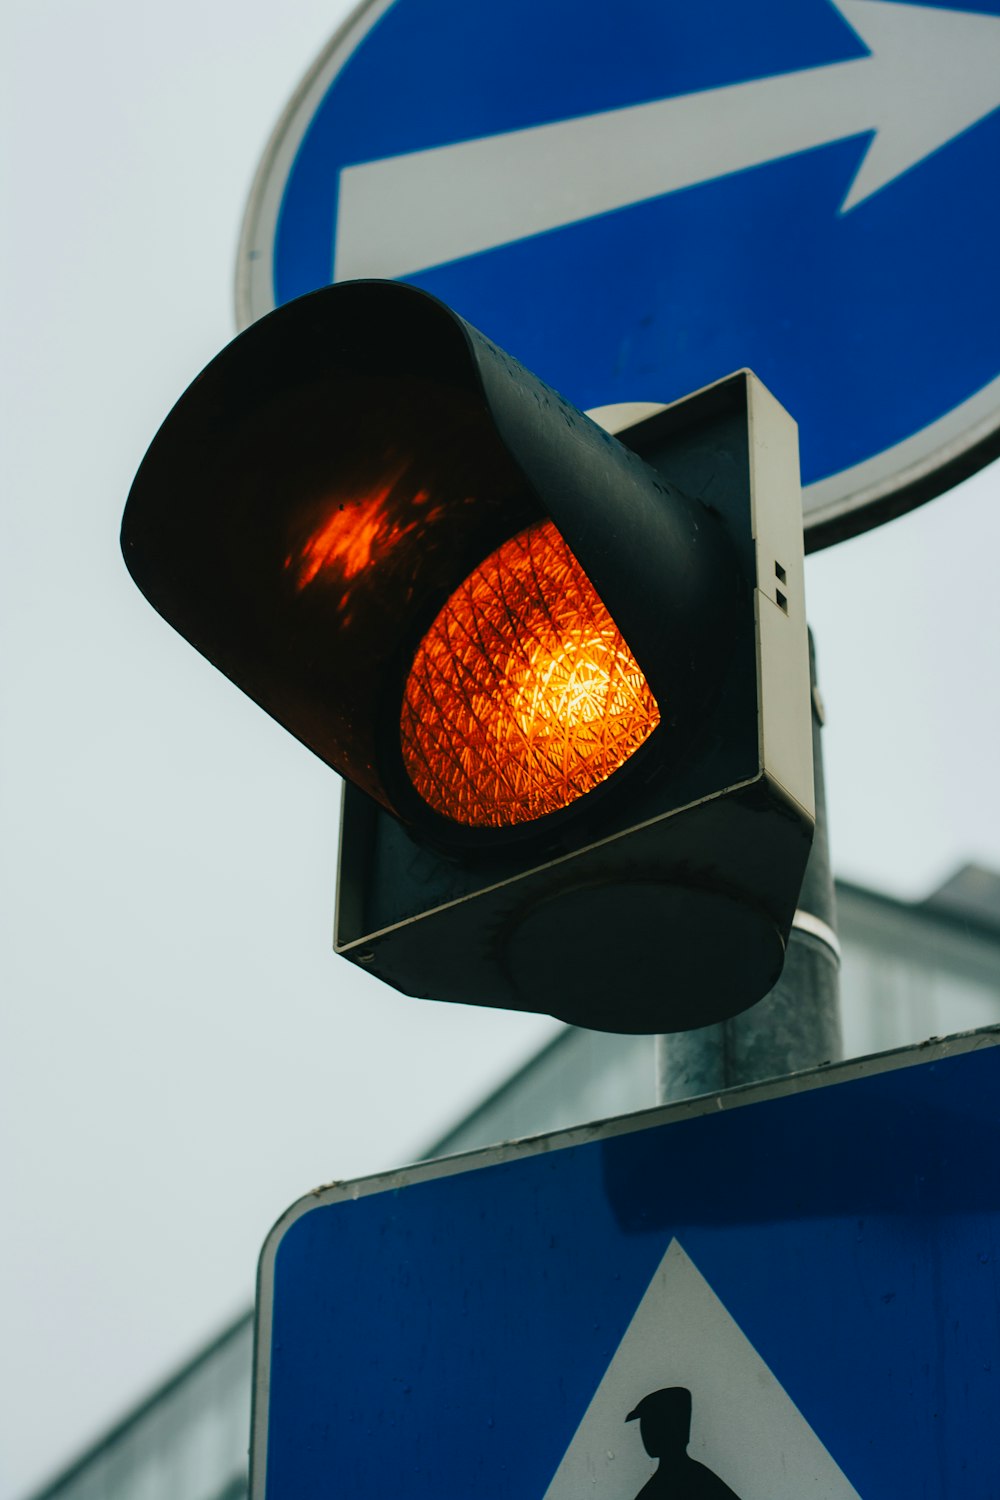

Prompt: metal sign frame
xmin=250 ymin=1023 xmax=1000 ymax=1496
xmin=235 ymin=0 xmax=393 ymax=333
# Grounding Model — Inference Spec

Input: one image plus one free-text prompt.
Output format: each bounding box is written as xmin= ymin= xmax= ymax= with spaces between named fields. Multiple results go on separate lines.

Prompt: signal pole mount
xmin=657 ymin=631 xmax=842 ymax=1100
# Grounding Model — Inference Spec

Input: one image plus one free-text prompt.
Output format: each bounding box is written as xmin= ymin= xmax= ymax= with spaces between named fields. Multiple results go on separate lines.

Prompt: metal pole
xmin=655 ymin=630 xmax=842 ymax=1103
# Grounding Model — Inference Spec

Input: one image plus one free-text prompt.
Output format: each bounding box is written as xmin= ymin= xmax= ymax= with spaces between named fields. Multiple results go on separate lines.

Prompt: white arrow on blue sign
xmin=237 ymin=0 xmax=1000 ymax=546
xmin=250 ymin=1028 xmax=1000 ymax=1498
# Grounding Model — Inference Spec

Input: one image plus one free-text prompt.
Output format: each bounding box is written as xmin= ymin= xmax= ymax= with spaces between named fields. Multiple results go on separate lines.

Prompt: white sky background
xmin=1 ymin=2 xmax=998 ymax=1496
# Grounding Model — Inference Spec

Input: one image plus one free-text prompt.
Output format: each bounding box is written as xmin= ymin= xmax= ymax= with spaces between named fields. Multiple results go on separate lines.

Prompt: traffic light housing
xmin=122 ymin=280 xmax=813 ymax=1033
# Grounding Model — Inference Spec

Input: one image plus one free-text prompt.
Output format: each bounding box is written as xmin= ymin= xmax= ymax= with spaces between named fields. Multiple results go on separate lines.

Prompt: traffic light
xmin=122 ymin=280 xmax=813 ymax=1033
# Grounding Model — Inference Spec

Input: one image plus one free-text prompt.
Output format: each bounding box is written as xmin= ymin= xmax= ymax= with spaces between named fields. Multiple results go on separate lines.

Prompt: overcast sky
xmin=3 ymin=3 xmax=999 ymax=1496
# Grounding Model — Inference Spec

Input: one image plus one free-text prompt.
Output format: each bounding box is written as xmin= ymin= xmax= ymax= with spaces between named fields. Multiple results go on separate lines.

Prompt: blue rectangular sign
xmin=252 ymin=1028 xmax=1000 ymax=1498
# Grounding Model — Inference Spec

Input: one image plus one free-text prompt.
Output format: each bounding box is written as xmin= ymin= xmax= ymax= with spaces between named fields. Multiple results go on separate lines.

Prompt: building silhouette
xmin=25 ymin=867 xmax=1000 ymax=1500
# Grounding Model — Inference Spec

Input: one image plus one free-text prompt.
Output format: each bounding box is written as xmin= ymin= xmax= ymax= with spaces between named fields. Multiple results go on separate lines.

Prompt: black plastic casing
xmin=122 ymin=281 xmax=814 ymax=1032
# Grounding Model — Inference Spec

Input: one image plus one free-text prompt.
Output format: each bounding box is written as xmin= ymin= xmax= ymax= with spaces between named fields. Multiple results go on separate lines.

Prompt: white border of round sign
xmin=235 ymin=0 xmax=1000 ymax=551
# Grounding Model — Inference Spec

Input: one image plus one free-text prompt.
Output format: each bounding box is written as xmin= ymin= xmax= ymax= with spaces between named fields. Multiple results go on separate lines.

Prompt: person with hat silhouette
xmin=626 ymin=1387 xmax=741 ymax=1498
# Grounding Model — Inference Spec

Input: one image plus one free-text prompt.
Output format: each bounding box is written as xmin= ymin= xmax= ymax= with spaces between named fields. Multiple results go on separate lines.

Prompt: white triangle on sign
xmin=542 ymin=1239 xmax=861 ymax=1499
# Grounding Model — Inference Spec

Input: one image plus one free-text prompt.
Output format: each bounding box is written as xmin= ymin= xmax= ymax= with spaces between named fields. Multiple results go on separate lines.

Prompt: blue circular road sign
xmin=237 ymin=0 xmax=1000 ymax=546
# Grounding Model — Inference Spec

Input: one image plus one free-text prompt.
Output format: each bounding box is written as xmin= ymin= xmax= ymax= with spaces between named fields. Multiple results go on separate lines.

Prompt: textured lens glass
xmin=400 ymin=518 xmax=660 ymax=827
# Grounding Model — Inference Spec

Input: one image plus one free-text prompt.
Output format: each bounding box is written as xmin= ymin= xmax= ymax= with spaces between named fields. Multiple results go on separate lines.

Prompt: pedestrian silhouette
xmin=626 ymin=1387 xmax=741 ymax=1498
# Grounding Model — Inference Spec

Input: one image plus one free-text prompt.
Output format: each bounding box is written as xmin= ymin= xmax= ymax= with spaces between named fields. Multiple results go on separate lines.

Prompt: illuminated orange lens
xmin=400 ymin=518 xmax=660 ymax=827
